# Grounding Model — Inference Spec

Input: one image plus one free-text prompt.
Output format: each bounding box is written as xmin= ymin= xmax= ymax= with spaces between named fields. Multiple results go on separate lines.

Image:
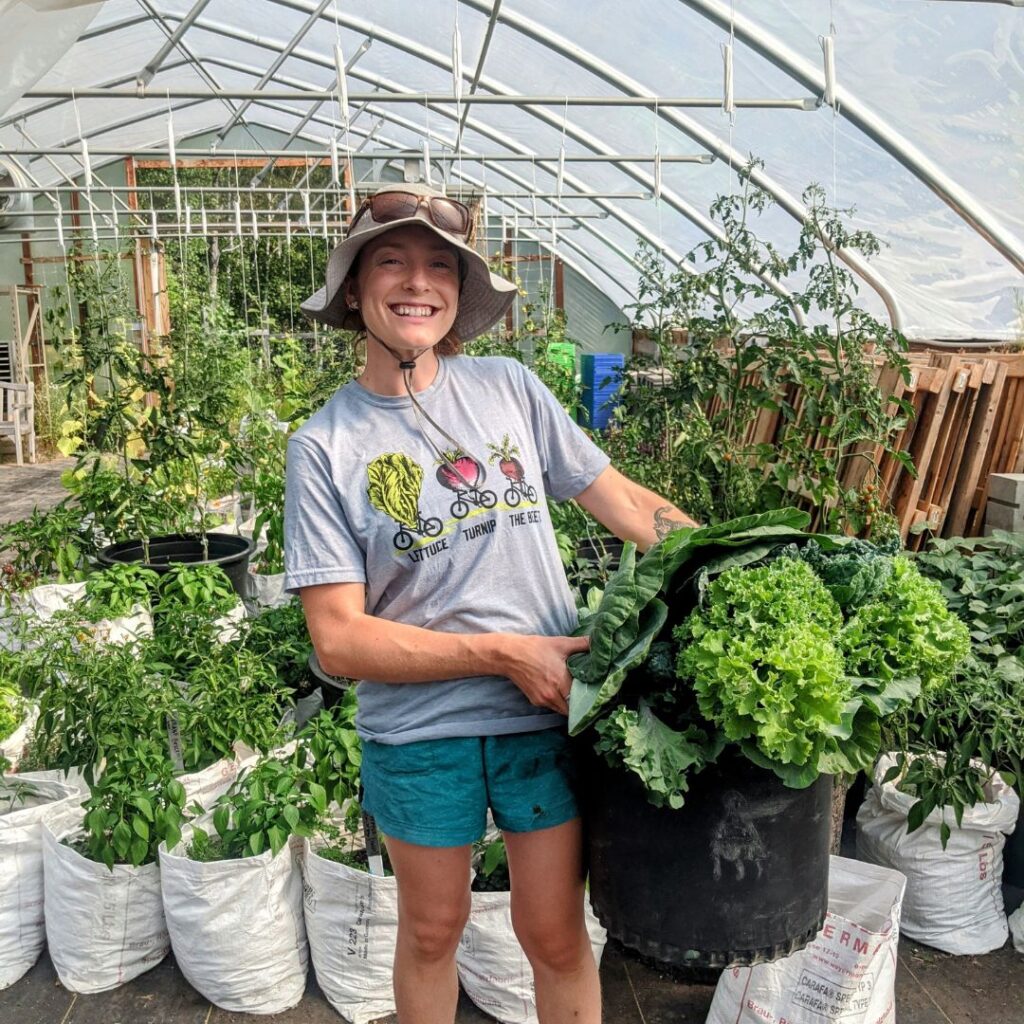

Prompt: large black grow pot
xmin=576 ymin=742 xmax=832 ymax=969
xmin=98 ymin=533 xmax=255 ymax=600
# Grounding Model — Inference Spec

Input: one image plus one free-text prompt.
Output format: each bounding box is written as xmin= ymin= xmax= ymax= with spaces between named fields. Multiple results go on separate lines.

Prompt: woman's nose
xmin=402 ymin=262 xmax=431 ymax=291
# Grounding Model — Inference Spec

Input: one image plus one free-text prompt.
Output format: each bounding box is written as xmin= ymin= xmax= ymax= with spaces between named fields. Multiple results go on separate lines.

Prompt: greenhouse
xmin=0 ymin=1 xmax=1022 ymax=1022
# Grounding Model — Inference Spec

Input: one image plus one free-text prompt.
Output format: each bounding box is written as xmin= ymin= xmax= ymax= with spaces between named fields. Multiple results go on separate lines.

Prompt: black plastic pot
xmin=576 ymin=741 xmax=831 ymax=969
xmin=306 ymin=651 xmax=354 ymax=709
xmin=98 ymin=533 xmax=255 ymax=600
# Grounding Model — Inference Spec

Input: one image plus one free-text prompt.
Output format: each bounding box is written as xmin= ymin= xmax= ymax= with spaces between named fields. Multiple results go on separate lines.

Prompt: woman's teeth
xmin=390 ymin=305 xmax=436 ymax=317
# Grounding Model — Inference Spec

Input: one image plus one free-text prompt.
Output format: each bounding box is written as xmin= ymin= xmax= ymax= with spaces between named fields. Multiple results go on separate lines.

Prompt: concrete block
xmin=987 ymin=473 xmax=1024 ymax=507
xmin=984 ymin=498 xmax=1024 ymax=532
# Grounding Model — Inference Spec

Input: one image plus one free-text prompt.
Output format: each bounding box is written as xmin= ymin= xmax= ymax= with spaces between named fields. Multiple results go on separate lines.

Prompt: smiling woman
xmin=285 ymin=181 xmax=693 ymax=1024
xmin=345 ymin=226 xmax=462 ymax=378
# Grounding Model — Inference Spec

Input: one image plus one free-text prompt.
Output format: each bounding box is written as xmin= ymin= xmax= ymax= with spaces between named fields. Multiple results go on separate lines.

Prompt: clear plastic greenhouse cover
xmin=0 ymin=0 xmax=1021 ymax=340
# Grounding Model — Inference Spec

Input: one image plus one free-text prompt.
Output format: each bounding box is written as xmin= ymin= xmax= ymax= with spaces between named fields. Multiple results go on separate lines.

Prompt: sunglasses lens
xmin=429 ymin=198 xmax=469 ymax=235
xmin=371 ymin=192 xmax=420 ymax=222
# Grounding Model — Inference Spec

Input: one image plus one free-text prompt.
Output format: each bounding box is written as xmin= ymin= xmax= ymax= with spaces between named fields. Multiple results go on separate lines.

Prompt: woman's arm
xmin=300 ymin=582 xmax=588 ymax=715
xmin=573 ymin=465 xmax=699 ymax=551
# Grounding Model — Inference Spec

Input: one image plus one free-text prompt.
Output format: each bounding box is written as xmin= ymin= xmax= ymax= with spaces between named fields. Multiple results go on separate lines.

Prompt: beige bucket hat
xmin=300 ymin=182 xmax=518 ymax=341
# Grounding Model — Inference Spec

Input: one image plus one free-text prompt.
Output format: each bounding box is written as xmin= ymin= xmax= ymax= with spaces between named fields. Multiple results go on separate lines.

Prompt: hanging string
xmin=333 ymin=5 xmax=356 ymax=223
xmin=284 ymin=190 xmax=295 ymax=334
xmin=551 ymin=97 xmax=568 ymax=318
xmin=452 ymin=4 xmax=463 ymax=187
xmin=653 ymin=99 xmax=664 ymax=247
xmin=726 ymin=0 xmax=737 ymax=189
xmin=167 ymin=98 xmax=182 ymax=225
xmin=826 ymin=0 xmax=840 ymax=206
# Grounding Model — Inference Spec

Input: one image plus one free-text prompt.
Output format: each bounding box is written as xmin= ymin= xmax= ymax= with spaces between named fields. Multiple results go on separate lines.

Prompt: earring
xmin=349 ymin=300 xmax=359 ymax=310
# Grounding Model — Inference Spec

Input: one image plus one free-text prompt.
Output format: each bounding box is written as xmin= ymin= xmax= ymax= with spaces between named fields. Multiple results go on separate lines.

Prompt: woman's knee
xmin=399 ymin=897 xmax=470 ymax=962
xmin=511 ymin=912 xmax=591 ymax=975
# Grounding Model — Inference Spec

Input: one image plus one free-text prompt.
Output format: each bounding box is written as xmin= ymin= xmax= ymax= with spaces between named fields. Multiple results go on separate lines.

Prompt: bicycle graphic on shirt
xmin=435 ymin=450 xmax=497 ymax=519
xmin=366 ymin=452 xmax=445 ymax=551
xmin=486 ymin=434 xmax=538 ymax=507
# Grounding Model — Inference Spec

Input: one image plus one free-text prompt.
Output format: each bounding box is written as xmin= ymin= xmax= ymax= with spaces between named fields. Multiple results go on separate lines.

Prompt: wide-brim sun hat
xmin=300 ymin=182 xmax=518 ymax=341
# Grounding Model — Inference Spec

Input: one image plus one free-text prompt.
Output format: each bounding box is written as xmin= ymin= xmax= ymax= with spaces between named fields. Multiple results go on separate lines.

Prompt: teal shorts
xmin=359 ymin=727 xmax=579 ymax=848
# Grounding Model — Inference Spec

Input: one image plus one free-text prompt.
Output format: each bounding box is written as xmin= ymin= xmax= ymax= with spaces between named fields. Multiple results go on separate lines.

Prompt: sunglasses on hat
xmin=349 ymin=190 xmax=473 ymax=240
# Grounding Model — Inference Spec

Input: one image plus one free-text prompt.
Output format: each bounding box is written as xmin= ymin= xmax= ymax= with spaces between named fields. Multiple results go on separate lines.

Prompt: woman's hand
xmin=499 ymin=634 xmax=590 ymax=716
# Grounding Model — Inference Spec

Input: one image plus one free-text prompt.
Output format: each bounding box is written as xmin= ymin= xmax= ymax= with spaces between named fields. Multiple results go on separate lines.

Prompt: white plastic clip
xmin=334 ymin=43 xmax=350 ymax=130
xmin=302 ymin=189 xmax=312 ymax=231
xmin=251 ymin=206 xmax=259 ymax=239
xmin=234 ymin=198 xmax=242 ymax=237
xmin=201 ymin=205 xmax=209 ymax=236
xmin=54 ymin=196 xmax=65 ymax=250
xmin=330 ymin=136 xmax=340 ymax=187
xmin=821 ymin=34 xmax=838 ymax=110
xmin=452 ymin=24 xmax=463 ymax=106
xmin=185 ymin=204 xmax=192 ymax=235
xmin=150 ymin=207 xmax=158 ymax=241
xmin=722 ymin=42 xmax=735 ymax=118
xmin=422 ymin=139 xmax=433 ymax=186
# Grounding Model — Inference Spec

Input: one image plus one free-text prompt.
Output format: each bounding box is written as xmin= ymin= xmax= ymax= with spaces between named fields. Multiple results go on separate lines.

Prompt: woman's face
xmin=347 ymin=224 xmax=460 ymax=353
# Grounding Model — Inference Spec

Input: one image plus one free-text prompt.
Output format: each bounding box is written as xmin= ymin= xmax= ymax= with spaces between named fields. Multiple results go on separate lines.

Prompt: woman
xmin=285 ymin=183 xmax=696 ymax=1024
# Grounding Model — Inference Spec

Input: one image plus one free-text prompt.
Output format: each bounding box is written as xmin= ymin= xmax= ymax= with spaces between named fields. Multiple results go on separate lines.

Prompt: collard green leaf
xmin=569 ymin=598 xmax=668 ymax=734
xmin=572 ymin=543 xmax=638 ymax=683
xmin=593 ymin=701 xmax=720 ymax=809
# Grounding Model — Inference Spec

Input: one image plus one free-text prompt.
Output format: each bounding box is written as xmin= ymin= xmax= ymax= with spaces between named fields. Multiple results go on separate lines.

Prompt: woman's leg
xmin=385 ymin=836 xmax=473 ymax=1024
xmin=503 ymin=818 xmax=601 ymax=1024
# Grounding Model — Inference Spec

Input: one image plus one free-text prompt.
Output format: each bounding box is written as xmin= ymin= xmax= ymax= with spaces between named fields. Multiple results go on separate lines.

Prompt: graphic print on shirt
xmin=366 ymin=452 xmax=444 ymax=551
xmin=365 ymin=434 xmax=542 ymax=557
xmin=486 ymin=433 xmax=539 ymax=508
xmin=434 ymin=448 xmax=497 ymax=519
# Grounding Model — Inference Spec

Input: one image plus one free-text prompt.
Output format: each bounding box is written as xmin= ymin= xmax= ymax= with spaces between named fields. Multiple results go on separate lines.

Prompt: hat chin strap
xmin=366 ymin=329 xmax=482 ymax=492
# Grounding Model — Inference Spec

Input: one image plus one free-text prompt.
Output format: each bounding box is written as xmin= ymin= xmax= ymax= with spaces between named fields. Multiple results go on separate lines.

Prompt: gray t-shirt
xmin=284 ymin=355 xmax=610 ymax=745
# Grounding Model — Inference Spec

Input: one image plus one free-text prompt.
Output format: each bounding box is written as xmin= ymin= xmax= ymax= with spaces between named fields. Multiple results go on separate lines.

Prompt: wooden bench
xmin=0 ymin=380 xmax=36 ymax=465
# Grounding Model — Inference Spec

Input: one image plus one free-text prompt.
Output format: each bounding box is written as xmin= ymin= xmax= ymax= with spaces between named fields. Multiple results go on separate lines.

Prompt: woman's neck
xmin=357 ymin=340 xmax=441 ymax=397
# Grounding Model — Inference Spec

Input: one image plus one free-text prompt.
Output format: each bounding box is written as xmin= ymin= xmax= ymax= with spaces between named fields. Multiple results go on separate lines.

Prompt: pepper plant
xmin=189 ymin=750 xmax=329 ymax=860
xmin=79 ymin=743 xmax=189 ymax=870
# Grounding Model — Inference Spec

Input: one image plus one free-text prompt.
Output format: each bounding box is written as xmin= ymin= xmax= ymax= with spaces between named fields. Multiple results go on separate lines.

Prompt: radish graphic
xmin=486 ymin=434 xmax=538 ymax=507
xmin=436 ymin=449 xmax=485 ymax=491
xmin=435 ymin=449 xmax=497 ymax=519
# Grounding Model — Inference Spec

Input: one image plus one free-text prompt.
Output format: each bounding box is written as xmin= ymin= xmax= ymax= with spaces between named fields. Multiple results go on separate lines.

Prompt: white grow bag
xmin=0 ymin=778 xmax=80 ymax=989
xmin=43 ymin=827 xmax=168 ymax=992
xmin=856 ymin=753 xmax=1019 ymax=955
xmin=707 ymin=856 xmax=907 ymax=1024
xmin=160 ymin=833 xmax=308 ymax=1014
xmin=302 ymin=839 xmax=400 ymax=1024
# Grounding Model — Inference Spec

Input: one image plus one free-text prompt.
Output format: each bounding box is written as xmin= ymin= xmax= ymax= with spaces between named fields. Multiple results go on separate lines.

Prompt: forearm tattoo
xmin=654 ymin=505 xmax=687 ymax=540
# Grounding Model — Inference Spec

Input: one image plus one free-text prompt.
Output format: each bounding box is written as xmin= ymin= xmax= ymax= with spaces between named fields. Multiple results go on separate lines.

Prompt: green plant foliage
xmin=190 ymin=751 xmax=330 ymax=860
xmin=676 ymin=560 xmax=848 ymax=776
xmin=242 ymin=600 xmax=313 ymax=691
xmin=600 ymin=166 xmax=910 ymax=534
xmin=568 ymin=511 xmax=940 ymax=809
xmin=82 ymin=563 xmax=159 ymax=620
xmin=799 ymin=537 xmax=899 ymax=613
xmin=594 ymin=702 xmax=723 ymax=809
xmin=0 ymin=681 xmax=25 ymax=744
xmin=0 ymin=506 xmax=89 ymax=589
xmin=79 ymin=749 xmax=189 ymax=870
xmin=299 ymin=691 xmax=361 ymax=817
xmin=840 ymin=556 xmax=970 ymax=691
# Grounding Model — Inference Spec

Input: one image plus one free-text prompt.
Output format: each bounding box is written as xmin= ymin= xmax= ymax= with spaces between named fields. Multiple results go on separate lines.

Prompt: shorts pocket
xmin=365 ymin=739 xmax=437 ymax=776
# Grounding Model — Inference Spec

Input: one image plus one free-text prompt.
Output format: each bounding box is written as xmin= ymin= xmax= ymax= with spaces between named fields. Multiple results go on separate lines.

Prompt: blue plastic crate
xmin=579 ymin=353 xmax=625 ymax=430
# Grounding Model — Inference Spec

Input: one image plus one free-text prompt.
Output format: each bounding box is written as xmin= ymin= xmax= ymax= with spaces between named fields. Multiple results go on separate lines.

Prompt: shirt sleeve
xmin=516 ymin=361 xmax=611 ymax=502
xmin=284 ymin=434 xmax=368 ymax=593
